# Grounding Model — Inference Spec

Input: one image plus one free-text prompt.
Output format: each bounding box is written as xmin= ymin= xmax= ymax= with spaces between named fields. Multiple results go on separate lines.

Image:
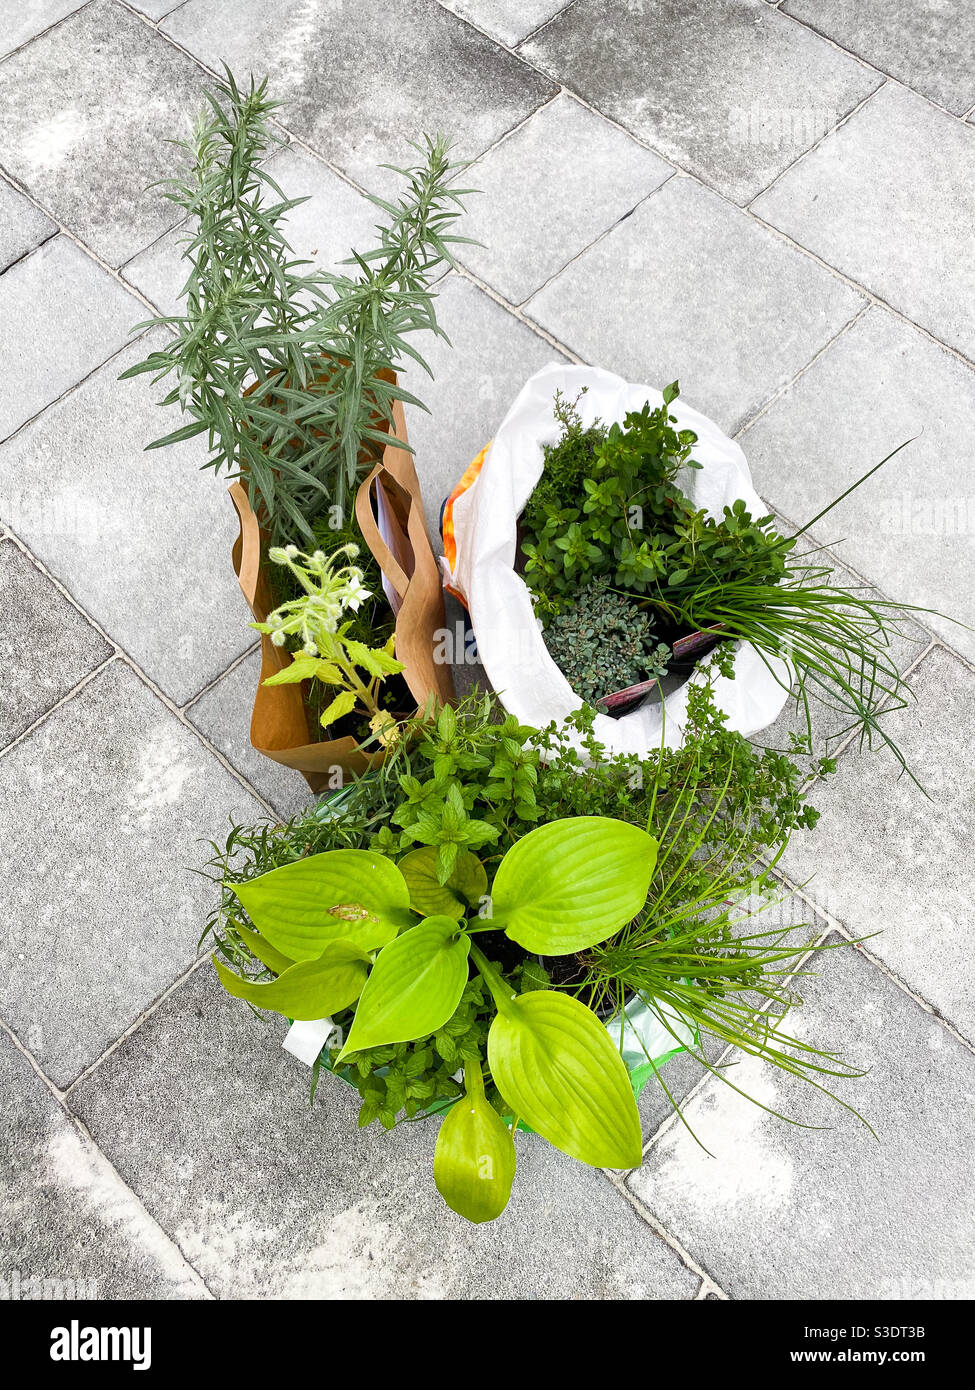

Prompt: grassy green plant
xmin=120 ymin=68 xmax=474 ymax=544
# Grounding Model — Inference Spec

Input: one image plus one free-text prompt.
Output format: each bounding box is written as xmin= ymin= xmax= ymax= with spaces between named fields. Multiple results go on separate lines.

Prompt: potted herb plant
xmin=204 ymin=684 xmax=862 ymax=1223
xmin=121 ymin=70 xmax=472 ymax=787
xmin=442 ymin=365 xmax=938 ymax=779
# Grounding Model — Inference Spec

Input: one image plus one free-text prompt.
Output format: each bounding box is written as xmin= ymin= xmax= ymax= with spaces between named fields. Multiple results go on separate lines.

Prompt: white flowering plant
xmin=255 ymin=544 xmax=404 ymax=746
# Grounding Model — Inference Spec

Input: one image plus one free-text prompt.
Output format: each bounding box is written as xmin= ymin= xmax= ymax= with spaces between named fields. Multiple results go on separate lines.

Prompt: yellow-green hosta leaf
xmin=335 ymin=916 xmax=470 ymax=1061
xmin=230 ymin=850 xmax=413 ymax=961
xmin=232 ymin=919 xmax=293 ymax=975
xmin=490 ymin=816 xmax=656 ymax=955
xmin=398 ymin=847 xmax=487 ymax=921
xmin=487 ymin=990 xmax=642 ymax=1168
xmin=212 ymin=940 xmax=371 ymax=1020
xmin=433 ymin=1090 xmax=516 ymax=1224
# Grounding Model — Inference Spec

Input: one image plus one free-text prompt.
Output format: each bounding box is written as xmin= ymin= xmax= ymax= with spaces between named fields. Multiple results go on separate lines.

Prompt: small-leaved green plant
xmin=541 ymin=576 xmax=670 ymax=704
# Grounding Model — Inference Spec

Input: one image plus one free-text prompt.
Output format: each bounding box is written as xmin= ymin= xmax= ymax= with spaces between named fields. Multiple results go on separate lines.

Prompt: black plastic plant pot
xmin=596 ymin=625 xmax=726 ymax=716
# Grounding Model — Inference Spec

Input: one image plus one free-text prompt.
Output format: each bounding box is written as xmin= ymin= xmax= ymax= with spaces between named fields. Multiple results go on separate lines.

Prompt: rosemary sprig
xmin=121 ymin=67 xmax=475 ymax=544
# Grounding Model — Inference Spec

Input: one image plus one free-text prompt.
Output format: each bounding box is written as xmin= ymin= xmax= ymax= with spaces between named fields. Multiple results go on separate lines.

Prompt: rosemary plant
xmin=120 ymin=68 xmax=474 ymax=543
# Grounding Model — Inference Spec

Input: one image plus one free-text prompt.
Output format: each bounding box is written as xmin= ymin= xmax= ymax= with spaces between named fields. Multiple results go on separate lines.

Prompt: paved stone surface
xmin=0 ymin=331 xmax=254 ymax=706
xmin=186 ymin=650 xmax=315 ymax=820
xmin=123 ymin=142 xmax=382 ymax=319
xmin=128 ymin=0 xmax=184 ymax=18
xmin=1 ymin=1028 xmax=207 ymax=1300
xmin=522 ymin=0 xmax=879 ymax=204
xmin=460 ymin=93 xmax=672 ymax=304
xmin=744 ymin=308 xmax=975 ymax=663
xmin=0 ymin=237 xmax=136 ymax=440
xmin=0 ymin=178 xmax=55 ymax=272
xmin=0 ymin=0 xmax=84 ymax=59
xmin=526 ymin=176 xmax=864 ymax=433
xmin=163 ymin=0 xmax=556 ymax=195
xmin=440 ymin=0 xmax=569 ymax=46
xmin=753 ymin=84 xmax=975 ymax=360
xmin=0 ymin=662 xmax=263 ymax=1087
xmin=784 ymin=0 xmax=975 ymax=115
xmin=403 ymin=273 xmax=568 ymax=537
xmin=72 ymin=966 xmax=699 ymax=1300
xmin=0 ymin=541 xmax=111 ymax=747
xmin=2 ymin=0 xmax=973 ymax=1302
xmin=0 ymin=1 xmax=207 ymax=265
xmin=630 ymin=941 xmax=975 ymax=1299
xmin=780 ymin=649 xmax=975 ymax=1045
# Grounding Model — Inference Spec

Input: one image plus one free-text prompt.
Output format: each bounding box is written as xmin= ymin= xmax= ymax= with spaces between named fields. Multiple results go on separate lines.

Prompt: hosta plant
xmin=205 ymin=692 xmax=865 ymax=1223
xmin=214 ymin=815 xmax=654 ymax=1219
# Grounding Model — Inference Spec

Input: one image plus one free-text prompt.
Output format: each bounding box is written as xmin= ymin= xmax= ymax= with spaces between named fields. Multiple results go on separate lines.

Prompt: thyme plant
xmin=121 ymin=69 xmax=474 ymax=543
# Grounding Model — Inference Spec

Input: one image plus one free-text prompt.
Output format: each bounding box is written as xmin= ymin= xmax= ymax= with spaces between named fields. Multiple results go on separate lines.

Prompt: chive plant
xmin=121 ymin=68 xmax=475 ymax=544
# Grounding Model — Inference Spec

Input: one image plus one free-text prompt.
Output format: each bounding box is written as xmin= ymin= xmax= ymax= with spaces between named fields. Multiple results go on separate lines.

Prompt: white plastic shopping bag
xmin=441 ymin=364 xmax=791 ymax=756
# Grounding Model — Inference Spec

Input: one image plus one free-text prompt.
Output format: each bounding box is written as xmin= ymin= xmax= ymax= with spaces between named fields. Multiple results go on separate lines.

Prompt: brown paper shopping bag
xmin=230 ymin=397 xmax=454 ymax=794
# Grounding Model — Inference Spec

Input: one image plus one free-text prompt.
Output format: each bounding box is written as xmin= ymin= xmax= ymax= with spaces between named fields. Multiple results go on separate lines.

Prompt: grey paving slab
xmin=742 ymin=308 xmax=975 ymax=663
xmin=123 ymin=143 xmax=383 ymax=319
xmin=186 ymin=650 xmax=315 ymax=820
xmin=0 ymin=1029 xmax=207 ymax=1300
xmin=0 ymin=237 xmax=136 ymax=441
xmin=0 ymin=331 xmax=254 ymax=706
xmin=630 ymin=942 xmax=975 ymax=1300
xmin=522 ymin=0 xmax=879 ymax=204
xmin=0 ymin=661 xmax=264 ymax=1087
xmin=128 ymin=0 xmax=184 ymax=18
xmin=526 ymin=176 xmax=864 ymax=434
xmin=404 ymin=273 xmax=568 ymax=537
xmin=460 ymin=93 xmax=672 ymax=304
xmin=0 ymin=0 xmax=85 ymax=59
xmin=0 ymin=541 xmax=111 ymax=748
xmin=162 ymin=0 xmax=557 ymax=196
xmin=0 ymin=0 xmax=206 ymax=265
xmin=72 ymin=965 xmax=699 ymax=1299
xmin=753 ymin=84 xmax=975 ymax=360
xmin=783 ymin=0 xmax=975 ymax=115
xmin=440 ymin=0 xmax=573 ymax=47
xmin=779 ymin=648 xmax=975 ymax=1044
xmin=0 ymin=178 xmax=55 ymax=272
